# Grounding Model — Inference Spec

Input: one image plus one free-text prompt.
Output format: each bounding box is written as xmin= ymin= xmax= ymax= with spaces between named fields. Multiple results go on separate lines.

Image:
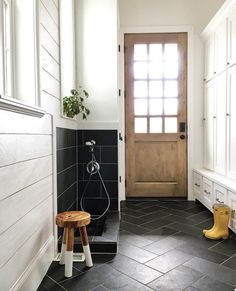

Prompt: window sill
xmin=0 ymin=96 xmax=46 ymax=117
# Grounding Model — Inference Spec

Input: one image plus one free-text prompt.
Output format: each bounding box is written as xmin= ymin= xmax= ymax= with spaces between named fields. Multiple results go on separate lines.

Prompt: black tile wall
xmin=56 ymin=128 xmax=119 ymax=218
xmin=77 ymin=130 xmax=118 ymax=213
xmin=56 ymin=128 xmax=77 ymax=215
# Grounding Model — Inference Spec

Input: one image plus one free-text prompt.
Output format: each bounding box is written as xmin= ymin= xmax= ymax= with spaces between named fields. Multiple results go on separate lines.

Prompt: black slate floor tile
xmin=192 ymin=276 xmax=234 ymax=291
xmin=144 ymin=236 xmax=185 ymax=255
xmin=120 ymin=221 xmax=150 ymax=235
xmin=168 ymin=222 xmax=204 ymax=236
xmin=90 ymin=286 xmax=108 ymax=291
xmin=209 ymin=236 xmax=236 ymax=257
xmin=188 ymin=211 xmax=213 ymax=224
xmin=37 ymin=276 xmax=66 ymax=291
xmin=141 ymin=217 xmax=174 ymax=230
xmin=119 ymin=230 xmax=153 ymax=248
xmin=39 ymin=199 xmax=236 ymax=291
xmin=108 ymin=254 xmax=162 ymax=284
xmin=222 ymin=254 xmax=236 ymax=269
xmin=172 ymin=232 xmax=219 ymax=249
xmin=145 ymin=249 xmax=193 ymax=273
xmin=176 ymin=242 xmax=229 ymax=264
xmin=60 ymin=264 xmax=121 ymax=291
xmin=184 ymin=257 xmax=236 ymax=286
xmin=118 ymin=242 xmax=157 ymax=263
xmin=141 ymin=226 xmax=178 ymax=242
xmin=148 ymin=265 xmax=203 ymax=291
xmin=103 ymin=273 xmax=153 ymax=290
xmin=194 ymin=218 xmax=214 ymax=230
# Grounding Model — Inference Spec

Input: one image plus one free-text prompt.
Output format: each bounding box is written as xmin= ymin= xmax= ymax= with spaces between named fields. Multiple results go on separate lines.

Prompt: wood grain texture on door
xmin=125 ymin=33 xmax=187 ymax=197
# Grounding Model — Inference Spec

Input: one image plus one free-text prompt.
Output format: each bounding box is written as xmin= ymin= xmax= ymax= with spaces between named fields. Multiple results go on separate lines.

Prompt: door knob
xmin=180 ymin=134 xmax=185 ymax=140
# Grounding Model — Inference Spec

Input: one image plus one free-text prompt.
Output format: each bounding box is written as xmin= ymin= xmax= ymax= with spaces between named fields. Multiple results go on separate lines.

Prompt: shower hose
xmin=80 ymin=146 xmax=110 ymax=221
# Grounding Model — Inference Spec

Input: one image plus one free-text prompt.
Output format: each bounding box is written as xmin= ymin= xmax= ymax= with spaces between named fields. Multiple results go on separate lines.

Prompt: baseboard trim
xmin=11 ymin=235 xmax=54 ymax=291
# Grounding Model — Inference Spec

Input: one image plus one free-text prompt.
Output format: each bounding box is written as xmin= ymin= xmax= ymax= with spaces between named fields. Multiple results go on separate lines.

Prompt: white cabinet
xmin=227 ymin=65 xmax=236 ymax=180
xmin=202 ymin=177 xmax=213 ymax=208
xmin=228 ymin=191 xmax=236 ymax=231
xmin=203 ymin=81 xmax=214 ymax=171
xmin=193 ymin=172 xmax=202 ymax=199
xmin=228 ymin=6 xmax=236 ymax=66
xmin=215 ymin=20 xmax=227 ymax=74
xmin=213 ymin=183 xmax=227 ymax=204
xmin=204 ymin=36 xmax=215 ymax=81
xmin=214 ymin=72 xmax=227 ymax=175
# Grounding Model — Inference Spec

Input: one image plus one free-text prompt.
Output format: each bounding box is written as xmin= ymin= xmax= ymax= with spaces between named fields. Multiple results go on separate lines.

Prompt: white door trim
xmin=118 ymin=25 xmax=195 ymax=201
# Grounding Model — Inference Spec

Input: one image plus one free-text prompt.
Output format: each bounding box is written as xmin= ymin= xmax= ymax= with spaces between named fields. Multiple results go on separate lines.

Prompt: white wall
xmin=75 ymin=0 xmax=119 ymax=128
xmin=118 ymin=0 xmax=225 ymax=200
xmin=0 ymin=0 xmax=78 ymax=290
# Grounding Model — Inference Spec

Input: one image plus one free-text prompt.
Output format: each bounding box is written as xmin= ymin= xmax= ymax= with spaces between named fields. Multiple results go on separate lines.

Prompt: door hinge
xmin=119 ymin=132 xmax=123 ymax=141
xmin=119 ymin=176 xmax=122 ymax=183
xmin=118 ymin=44 xmax=121 ymax=52
xmin=119 ymin=89 xmax=121 ymax=96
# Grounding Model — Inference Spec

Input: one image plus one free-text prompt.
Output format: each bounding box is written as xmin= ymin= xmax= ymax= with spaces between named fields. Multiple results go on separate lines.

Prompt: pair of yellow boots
xmin=203 ymin=204 xmax=230 ymax=240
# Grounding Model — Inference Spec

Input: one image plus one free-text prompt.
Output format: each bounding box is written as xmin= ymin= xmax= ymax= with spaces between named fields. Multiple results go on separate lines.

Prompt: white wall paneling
xmin=0 ymin=175 xmax=52 ymax=234
xmin=0 ymin=134 xmax=52 ymax=167
xmin=0 ymin=199 xmax=53 ymax=291
xmin=0 ymin=155 xmax=52 ymax=201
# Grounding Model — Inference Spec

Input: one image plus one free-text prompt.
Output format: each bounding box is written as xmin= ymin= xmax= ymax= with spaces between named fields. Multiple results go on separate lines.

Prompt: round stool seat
xmin=55 ymin=210 xmax=93 ymax=278
xmin=56 ymin=211 xmax=91 ymax=228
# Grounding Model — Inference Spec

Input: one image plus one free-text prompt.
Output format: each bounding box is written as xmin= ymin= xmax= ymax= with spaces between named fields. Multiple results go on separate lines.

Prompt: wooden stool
xmin=56 ymin=211 xmax=93 ymax=277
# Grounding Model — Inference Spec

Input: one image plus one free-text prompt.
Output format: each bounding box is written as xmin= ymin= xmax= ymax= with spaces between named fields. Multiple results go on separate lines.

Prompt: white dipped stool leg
xmin=79 ymin=226 xmax=93 ymax=267
xmin=64 ymin=227 xmax=74 ymax=278
xmin=59 ymin=228 xmax=66 ymax=265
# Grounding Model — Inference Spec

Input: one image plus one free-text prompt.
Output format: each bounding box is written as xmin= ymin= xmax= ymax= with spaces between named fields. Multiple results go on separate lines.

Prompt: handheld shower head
xmin=85 ymin=140 xmax=96 ymax=146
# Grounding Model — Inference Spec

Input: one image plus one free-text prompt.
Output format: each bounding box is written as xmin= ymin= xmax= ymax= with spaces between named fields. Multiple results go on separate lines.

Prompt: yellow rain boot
xmin=205 ymin=204 xmax=230 ymax=240
xmin=203 ymin=204 xmax=217 ymax=235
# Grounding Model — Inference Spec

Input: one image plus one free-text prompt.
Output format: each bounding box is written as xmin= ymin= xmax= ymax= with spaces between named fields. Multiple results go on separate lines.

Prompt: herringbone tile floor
xmin=38 ymin=199 xmax=236 ymax=290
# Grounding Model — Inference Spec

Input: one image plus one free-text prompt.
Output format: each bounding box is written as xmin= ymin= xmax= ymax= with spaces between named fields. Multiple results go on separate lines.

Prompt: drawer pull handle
xmin=216 ymin=198 xmax=224 ymax=204
xmin=204 ymin=190 xmax=210 ymax=195
xmin=194 ymin=183 xmax=200 ymax=187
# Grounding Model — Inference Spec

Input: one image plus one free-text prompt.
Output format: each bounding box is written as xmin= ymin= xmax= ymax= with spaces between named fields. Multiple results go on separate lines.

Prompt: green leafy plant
xmin=63 ymin=87 xmax=90 ymax=119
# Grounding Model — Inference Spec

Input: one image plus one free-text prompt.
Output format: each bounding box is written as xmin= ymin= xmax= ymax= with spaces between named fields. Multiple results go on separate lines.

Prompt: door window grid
xmin=133 ymin=43 xmax=179 ymax=134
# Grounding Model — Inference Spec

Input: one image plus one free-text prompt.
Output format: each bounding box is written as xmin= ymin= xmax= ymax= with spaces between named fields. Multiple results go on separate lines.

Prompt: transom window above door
xmin=133 ymin=43 xmax=179 ymax=134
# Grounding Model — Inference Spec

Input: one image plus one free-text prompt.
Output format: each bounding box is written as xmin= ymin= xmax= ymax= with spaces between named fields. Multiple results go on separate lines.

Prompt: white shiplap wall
xmin=0 ymin=0 xmax=77 ymax=290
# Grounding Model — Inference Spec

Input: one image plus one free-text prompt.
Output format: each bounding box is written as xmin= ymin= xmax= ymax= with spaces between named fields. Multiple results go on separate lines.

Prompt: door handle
xmin=180 ymin=134 xmax=185 ymax=140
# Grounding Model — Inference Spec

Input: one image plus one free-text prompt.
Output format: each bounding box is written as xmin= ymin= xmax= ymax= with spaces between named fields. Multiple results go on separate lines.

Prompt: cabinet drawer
xmin=193 ymin=172 xmax=202 ymax=197
xmin=228 ymin=191 xmax=236 ymax=231
xmin=202 ymin=177 xmax=213 ymax=207
xmin=213 ymin=183 xmax=227 ymax=204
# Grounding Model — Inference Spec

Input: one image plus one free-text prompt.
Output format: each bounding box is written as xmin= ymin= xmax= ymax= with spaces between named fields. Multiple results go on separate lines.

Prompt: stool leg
xmin=79 ymin=226 xmax=93 ymax=267
xmin=59 ymin=228 xmax=67 ymax=265
xmin=65 ymin=227 xmax=74 ymax=278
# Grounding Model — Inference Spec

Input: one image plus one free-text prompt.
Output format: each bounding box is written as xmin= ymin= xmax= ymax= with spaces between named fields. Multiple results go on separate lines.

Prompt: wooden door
xmin=125 ymin=33 xmax=187 ymax=197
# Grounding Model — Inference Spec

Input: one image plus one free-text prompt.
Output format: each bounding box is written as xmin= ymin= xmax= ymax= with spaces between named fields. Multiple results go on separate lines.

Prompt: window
xmin=133 ymin=43 xmax=179 ymax=134
xmin=0 ymin=0 xmax=42 ymax=115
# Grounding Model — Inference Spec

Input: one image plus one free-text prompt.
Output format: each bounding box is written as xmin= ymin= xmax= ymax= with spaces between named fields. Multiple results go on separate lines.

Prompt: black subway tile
xmin=101 ymin=146 xmax=118 ymax=163
xmin=83 ymin=130 xmax=117 ymax=145
xmin=57 ymin=165 xmax=76 ymax=196
xmin=57 ymin=147 xmax=76 ymax=173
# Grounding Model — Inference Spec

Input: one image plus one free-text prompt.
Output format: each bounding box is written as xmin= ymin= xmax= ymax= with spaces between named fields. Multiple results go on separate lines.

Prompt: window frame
xmin=0 ymin=0 xmax=44 ymax=117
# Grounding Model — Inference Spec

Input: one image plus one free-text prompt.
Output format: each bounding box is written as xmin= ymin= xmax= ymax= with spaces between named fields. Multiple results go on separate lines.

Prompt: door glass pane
xmin=135 ymin=117 xmax=147 ymax=133
xmin=164 ymin=99 xmax=178 ymax=115
xmin=165 ymin=117 xmax=177 ymax=133
xmin=164 ymin=44 xmax=178 ymax=61
xmin=164 ymin=61 xmax=178 ymax=79
xmin=149 ymin=81 xmax=163 ymax=97
xmin=149 ymin=44 xmax=162 ymax=61
xmin=134 ymin=62 xmax=148 ymax=79
xmin=164 ymin=80 xmax=178 ymax=97
xmin=134 ymin=99 xmax=147 ymax=115
xmin=134 ymin=44 xmax=147 ymax=60
xmin=149 ymin=99 xmax=163 ymax=115
xmin=149 ymin=61 xmax=163 ymax=79
xmin=134 ymin=81 xmax=148 ymax=97
xmin=150 ymin=117 xmax=162 ymax=133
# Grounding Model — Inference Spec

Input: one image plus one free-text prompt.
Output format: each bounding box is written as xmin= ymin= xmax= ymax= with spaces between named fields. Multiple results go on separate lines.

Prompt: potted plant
xmin=63 ymin=87 xmax=90 ymax=119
